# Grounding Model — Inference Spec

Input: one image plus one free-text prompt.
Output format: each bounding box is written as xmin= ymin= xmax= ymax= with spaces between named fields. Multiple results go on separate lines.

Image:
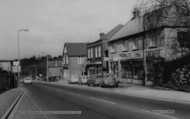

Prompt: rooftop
xmin=64 ymin=43 xmax=87 ymax=57
xmin=110 ymin=17 xmax=143 ymax=42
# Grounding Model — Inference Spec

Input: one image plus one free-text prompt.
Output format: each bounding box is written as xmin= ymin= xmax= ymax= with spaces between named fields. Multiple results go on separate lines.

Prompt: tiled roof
xmin=110 ymin=17 xmax=143 ymax=42
xmin=64 ymin=43 xmax=87 ymax=57
xmin=105 ymin=24 xmax=124 ymax=40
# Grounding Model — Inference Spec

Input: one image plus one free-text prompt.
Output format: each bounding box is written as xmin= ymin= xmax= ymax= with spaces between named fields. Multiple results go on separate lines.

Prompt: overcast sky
xmin=0 ymin=0 xmax=139 ymax=60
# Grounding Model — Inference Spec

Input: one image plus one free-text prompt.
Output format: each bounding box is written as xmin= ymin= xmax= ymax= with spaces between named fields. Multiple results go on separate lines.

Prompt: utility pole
xmin=46 ymin=55 xmax=49 ymax=82
xmin=17 ymin=29 xmax=29 ymax=86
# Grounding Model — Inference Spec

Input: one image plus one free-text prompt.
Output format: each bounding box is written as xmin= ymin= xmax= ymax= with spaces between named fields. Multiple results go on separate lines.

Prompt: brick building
xmin=86 ymin=25 xmax=123 ymax=81
xmin=108 ymin=5 xmax=190 ymax=85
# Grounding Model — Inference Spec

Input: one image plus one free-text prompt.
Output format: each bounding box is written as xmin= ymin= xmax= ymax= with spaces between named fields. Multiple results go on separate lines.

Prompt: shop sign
xmin=147 ymin=49 xmax=161 ymax=57
xmin=119 ymin=52 xmax=143 ymax=60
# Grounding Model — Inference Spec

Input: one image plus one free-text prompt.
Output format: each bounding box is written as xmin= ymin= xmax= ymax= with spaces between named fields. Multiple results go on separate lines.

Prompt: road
xmin=9 ymin=83 xmax=190 ymax=119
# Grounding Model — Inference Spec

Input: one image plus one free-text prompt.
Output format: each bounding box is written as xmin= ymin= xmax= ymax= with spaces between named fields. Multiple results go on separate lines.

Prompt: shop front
xmin=110 ymin=49 xmax=164 ymax=85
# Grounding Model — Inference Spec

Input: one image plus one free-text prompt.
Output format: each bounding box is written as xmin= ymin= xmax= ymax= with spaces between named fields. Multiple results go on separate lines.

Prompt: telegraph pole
xmin=46 ymin=55 xmax=49 ymax=82
xmin=17 ymin=29 xmax=29 ymax=86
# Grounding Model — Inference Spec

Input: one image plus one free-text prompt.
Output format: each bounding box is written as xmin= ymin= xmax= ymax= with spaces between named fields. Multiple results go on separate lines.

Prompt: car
xmin=87 ymin=74 xmax=103 ymax=86
xmin=79 ymin=75 xmax=87 ymax=85
xmin=101 ymin=73 xmax=119 ymax=88
xmin=23 ymin=78 xmax=32 ymax=84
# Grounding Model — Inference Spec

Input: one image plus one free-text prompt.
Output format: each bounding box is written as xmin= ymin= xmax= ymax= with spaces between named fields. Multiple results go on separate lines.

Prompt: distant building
xmin=108 ymin=5 xmax=190 ymax=85
xmin=0 ymin=60 xmax=12 ymax=72
xmin=86 ymin=25 xmax=123 ymax=79
xmin=63 ymin=43 xmax=87 ymax=83
xmin=48 ymin=58 xmax=63 ymax=82
xmin=0 ymin=60 xmax=17 ymax=89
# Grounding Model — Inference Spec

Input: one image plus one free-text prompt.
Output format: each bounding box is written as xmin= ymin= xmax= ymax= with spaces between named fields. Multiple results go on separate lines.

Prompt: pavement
xmin=0 ymin=88 xmax=23 ymax=118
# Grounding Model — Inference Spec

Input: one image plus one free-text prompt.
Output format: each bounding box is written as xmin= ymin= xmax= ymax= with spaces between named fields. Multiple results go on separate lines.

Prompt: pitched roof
xmin=105 ymin=24 xmax=124 ymax=40
xmin=110 ymin=17 xmax=143 ymax=42
xmin=64 ymin=43 xmax=87 ymax=57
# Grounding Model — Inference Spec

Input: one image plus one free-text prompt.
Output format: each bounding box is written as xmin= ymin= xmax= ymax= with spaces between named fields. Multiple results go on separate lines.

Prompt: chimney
xmin=132 ymin=8 xmax=140 ymax=19
xmin=99 ymin=33 xmax=105 ymax=40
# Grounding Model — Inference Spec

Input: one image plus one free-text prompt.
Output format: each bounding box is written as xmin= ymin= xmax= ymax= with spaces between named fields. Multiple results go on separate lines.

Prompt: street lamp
xmin=17 ymin=29 xmax=29 ymax=84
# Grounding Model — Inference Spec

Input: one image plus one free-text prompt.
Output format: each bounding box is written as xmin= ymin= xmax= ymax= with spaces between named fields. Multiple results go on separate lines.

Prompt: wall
xmin=163 ymin=27 xmax=190 ymax=61
xmin=66 ymin=57 xmax=86 ymax=82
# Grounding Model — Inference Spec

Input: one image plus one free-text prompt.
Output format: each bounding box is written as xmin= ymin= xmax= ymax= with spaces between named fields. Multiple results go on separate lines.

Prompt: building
xmin=0 ymin=60 xmax=17 ymax=89
xmin=63 ymin=43 xmax=87 ymax=83
xmin=108 ymin=5 xmax=190 ymax=85
xmin=48 ymin=58 xmax=63 ymax=82
xmin=86 ymin=25 xmax=123 ymax=79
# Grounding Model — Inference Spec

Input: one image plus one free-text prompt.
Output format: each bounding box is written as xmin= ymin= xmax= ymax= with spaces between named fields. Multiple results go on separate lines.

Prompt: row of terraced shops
xmin=108 ymin=5 xmax=190 ymax=86
xmin=63 ymin=5 xmax=190 ymax=86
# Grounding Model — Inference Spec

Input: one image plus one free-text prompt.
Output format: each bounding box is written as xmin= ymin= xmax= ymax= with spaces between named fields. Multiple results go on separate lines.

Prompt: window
xmin=90 ymin=48 xmax=93 ymax=58
xmin=88 ymin=49 xmax=91 ymax=58
xmin=95 ymin=47 xmax=98 ymax=58
xmin=124 ymin=41 xmax=129 ymax=51
xmin=148 ymin=38 xmax=156 ymax=48
xmin=98 ymin=46 xmax=101 ymax=57
xmin=104 ymin=50 xmax=109 ymax=57
xmin=129 ymin=41 xmax=137 ymax=51
xmin=77 ymin=57 xmax=82 ymax=64
xmin=65 ymin=56 xmax=68 ymax=64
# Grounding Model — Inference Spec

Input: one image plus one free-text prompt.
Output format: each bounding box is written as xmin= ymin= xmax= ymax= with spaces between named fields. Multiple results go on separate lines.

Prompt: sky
xmin=0 ymin=0 xmax=139 ymax=60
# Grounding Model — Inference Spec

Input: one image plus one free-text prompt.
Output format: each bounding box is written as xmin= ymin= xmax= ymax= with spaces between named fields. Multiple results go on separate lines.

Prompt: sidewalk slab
xmin=0 ymin=88 xmax=23 ymax=118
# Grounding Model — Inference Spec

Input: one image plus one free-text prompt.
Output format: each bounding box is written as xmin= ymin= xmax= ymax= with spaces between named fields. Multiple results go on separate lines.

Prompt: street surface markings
xmin=11 ymin=89 xmax=49 ymax=119
xmin=7 ymin=89 xmax=25 ymax=119
xmin=89 ymin=97 xmax=116 ymax=105
xmin=17 ymin=110 xmax=82 ymax=115
xmin=60 ymin=88 xmax=180 ymax=119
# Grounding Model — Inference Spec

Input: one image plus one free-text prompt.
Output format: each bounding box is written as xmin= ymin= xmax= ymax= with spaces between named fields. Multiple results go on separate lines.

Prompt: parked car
xmin=87 ymin=74 xmax=103 ymax=86
xmin=79 ymin=75 xmax=87 ymax=85
xmin=23 ymin=77 xmax=32 ymax=84
xmin=101 ymin=73 xmax=119 ymax=87
xmin=87 ymin=75 xmax=96 ymax=86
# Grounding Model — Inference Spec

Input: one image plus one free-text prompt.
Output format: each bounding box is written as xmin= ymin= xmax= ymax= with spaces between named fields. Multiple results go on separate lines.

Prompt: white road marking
xmin=89 ymin=97 xmax=116 ymax=105
xmin=23 ymin=89 xmax=49 ymax=119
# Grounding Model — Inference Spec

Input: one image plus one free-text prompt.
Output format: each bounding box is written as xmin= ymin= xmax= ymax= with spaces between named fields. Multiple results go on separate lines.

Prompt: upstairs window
xmin=90 ymin=48 xmax=93 ymax=58
xmin=88 ymin=49 xmax=91 ymax=59
xmin=95 ymin=47 xmax=98 ymax=58
xmin=98 ymin=46 xmax=101 ymax=57
xmin=148 ymin=38 xmax=156 ymax=48
xmin=129 ymin=41 xmax=138 ymax=51
xmin=77 ymin=57 xmax=82 ymax=64
xmin=104 ymin=50 xmax=109 ymax=57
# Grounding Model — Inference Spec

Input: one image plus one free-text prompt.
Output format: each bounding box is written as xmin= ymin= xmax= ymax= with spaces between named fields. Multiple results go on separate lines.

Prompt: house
xmin=86 ymin=25 xmax=123 ymax=80
xmin=108 ymin=4 xmax=190 ymax=86
xmin=63 ymin=42 xmax=87 ymax=83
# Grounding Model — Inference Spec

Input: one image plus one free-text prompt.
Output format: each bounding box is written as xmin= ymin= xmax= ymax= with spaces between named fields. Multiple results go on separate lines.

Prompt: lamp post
xmin=17 ymin=29 xmax=29 ymax=84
